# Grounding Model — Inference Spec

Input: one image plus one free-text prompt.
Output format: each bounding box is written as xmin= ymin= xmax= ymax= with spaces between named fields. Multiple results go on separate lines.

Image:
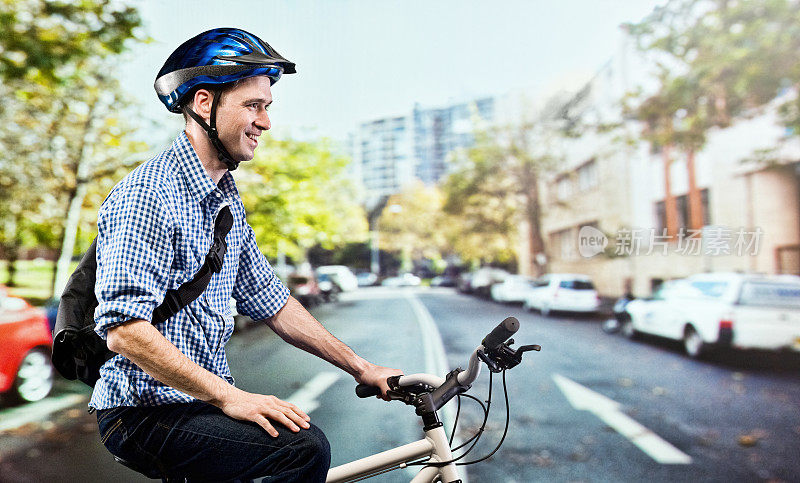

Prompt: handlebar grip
xmin=355 ymin=384 xmax=381 ymax=398
xmin=482 ymin=317 xmax=520 ymax=350
xmin=355 ymin=375 xmax=402 ymax=398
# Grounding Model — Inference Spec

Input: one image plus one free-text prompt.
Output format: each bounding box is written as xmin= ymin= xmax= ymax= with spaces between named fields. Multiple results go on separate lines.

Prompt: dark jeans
xmin=96 ymin=401 xmax=330 ymax=482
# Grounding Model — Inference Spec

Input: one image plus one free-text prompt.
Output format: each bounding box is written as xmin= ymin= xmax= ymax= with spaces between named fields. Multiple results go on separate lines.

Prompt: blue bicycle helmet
xmin=154 ymin=28 xmax=296 ymax=170
xmin=155 ymin=27 xmax=296 ymax=113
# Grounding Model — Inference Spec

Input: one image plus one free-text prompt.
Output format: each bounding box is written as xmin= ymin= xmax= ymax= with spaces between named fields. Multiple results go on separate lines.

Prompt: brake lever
xmin=484 ymin=340 xmax=542 ymax=371
xmin=477 ymin=349 xmax=502 ymax=373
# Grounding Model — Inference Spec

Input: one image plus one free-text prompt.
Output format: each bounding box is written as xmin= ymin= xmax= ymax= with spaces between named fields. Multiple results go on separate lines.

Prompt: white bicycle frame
xmin=326 ymin=423 xmax=459 ymax=482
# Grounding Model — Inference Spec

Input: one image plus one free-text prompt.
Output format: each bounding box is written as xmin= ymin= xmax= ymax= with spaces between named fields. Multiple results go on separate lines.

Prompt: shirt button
xmin=214 ymin=192 xmax=221 ymax=198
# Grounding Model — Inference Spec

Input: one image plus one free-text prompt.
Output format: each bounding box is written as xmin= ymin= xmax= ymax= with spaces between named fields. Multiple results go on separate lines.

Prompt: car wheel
xmin=621 ymin=320 xmax=638 ymax=340
xmin=11 ymin=348 xmax=54 ymax=404
xmin=683 ymin=327 xmax=705 ymax=359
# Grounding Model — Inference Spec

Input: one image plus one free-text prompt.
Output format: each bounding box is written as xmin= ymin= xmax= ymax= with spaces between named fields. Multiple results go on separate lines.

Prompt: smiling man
xmin=90 ymin=28 xmax=401 ymax=482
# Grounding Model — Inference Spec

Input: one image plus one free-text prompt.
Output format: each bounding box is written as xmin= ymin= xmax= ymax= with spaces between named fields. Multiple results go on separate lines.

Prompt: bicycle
xmin=326 ymin=317 xmax=540 ymax=482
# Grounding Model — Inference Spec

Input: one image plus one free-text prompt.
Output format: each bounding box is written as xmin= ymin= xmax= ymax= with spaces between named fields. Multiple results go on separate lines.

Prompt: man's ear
xmin=191 ymin=88 xmax=215 ymax=121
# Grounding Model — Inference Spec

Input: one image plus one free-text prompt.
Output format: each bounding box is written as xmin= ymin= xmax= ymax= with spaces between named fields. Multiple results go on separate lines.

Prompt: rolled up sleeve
xmin=231 ymin=223 xmax=289 ymax=321
xmin=94 ymin=184 xmax=175 ymax=339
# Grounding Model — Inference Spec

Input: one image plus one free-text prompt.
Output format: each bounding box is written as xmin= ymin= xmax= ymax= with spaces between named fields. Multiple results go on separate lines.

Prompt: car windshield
xmin=559 ymin=280 xmax=594 ymax=290
xmin=688 ymin=280 xmax=729 ymax=298
xmin=738 ymin=281 xmax=800 ymax=308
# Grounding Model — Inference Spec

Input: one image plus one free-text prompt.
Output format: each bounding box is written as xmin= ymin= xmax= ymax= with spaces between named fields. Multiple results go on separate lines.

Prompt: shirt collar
xmin=173 ymin=131 xmax=220 ymax=203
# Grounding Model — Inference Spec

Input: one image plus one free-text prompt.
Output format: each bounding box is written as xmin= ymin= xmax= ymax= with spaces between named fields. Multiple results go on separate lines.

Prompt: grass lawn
xmin=0 ymin=259 xmax=78 ymax=306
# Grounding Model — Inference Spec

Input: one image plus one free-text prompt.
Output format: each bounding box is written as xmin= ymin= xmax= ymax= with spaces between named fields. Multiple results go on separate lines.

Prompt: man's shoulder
xmin=126 ymin=145 xmax=180 ymax=190
xmin=108 ymin=144 xmax=181 ymax=202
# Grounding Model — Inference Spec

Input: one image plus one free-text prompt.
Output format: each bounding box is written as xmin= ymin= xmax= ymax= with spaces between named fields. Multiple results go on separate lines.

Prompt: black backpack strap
xmin=152 ymin=205 xmax=233 ymax=324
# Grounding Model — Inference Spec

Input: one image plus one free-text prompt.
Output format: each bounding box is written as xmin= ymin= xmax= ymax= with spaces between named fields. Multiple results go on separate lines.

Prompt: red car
xmin=0 ymin=286 xmax=54 ymax=404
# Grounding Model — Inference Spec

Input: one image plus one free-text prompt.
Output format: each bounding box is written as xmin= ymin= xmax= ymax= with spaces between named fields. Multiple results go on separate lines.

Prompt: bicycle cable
xmin=455 ymin=369 xmax=511 ymax=466
xmin=409 ymin=369 xmax=497 ymax=468
xmin=449 ymin=393 xmax=487 ymax=451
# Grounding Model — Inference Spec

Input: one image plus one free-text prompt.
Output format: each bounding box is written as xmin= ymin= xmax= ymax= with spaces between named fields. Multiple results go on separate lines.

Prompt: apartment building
xmin=540 ymin=50 xmax=800 ymax=297
xmin=350 ymin=97 xmax=495 ymax=210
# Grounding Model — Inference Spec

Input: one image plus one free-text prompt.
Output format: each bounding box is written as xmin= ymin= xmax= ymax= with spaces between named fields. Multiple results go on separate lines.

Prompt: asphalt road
xmin=1 ymin=286 xmax=799 ymax=482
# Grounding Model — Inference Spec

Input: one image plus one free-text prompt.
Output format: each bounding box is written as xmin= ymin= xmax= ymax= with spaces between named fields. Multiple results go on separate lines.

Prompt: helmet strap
xmin=184 ymin=88 xmax=240 ymax=171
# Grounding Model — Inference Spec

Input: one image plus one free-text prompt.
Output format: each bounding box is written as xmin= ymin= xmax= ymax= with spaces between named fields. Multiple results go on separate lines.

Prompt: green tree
xmin=0 ymin=0 xmax=144 ymax=291
xmin=443 ymin=122 xmax=560 ymax=275
xmin=377 ymin=181 xmax=451 ymax=271
xmin=238 ymin=137 xmax=368 ymax=262
xmin=0 ymin=0 xmax=142 ymax=84
xmin=626 ymin=0 xmax=800 ymax=149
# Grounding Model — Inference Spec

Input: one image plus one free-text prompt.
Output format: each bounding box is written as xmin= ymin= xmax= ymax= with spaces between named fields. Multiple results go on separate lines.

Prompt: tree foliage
xmin=442 ymin=123 xmax=561 ymax=274
xmin=0 ymin=0 xmax=144 ymax=290
xmin=238 ymin=137 xmax=368 ymax=262
xmin=626 ymin=0 xmax=800 ymax=149
xmin=377 ymin=181 xmax=451 ymax=268
xmin=0 ymin=0 xmax=142 ymax=84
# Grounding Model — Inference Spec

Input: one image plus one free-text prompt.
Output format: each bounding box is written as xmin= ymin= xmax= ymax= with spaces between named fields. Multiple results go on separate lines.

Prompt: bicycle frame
xmin=326 ymin=423 xmax=459 ymax=482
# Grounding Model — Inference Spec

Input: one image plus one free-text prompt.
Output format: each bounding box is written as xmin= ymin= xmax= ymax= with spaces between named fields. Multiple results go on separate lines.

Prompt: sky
xmin=119 ymin=0 xmax=664 ymax=143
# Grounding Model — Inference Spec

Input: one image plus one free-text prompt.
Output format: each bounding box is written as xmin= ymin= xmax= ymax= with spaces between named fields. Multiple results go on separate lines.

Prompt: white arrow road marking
xmin=0 ymin=393 xmax=87 ymax=433
xmin=285 ymin=372 xmax=341 ymax=414
xmin=552 ymin=374 xmax=692 ymax=465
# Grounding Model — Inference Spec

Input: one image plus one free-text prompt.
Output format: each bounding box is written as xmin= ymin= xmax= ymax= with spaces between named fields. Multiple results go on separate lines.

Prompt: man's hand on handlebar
xmin=356 ymin=363 xmax=403 ymax=401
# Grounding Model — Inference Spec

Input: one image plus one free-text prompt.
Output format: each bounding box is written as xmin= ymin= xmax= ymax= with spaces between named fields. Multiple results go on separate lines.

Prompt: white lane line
xmin=0 ymin=393 xmax=87 ymax=433
xmin=404 ymin=292 xmax=450 ymax=380
xmin=285 ymin=372 xmax=341 ymax=414
xmin=552 ymin=374 xmax=692 ymax=465
xmin=405 ymin=292 xmax=471 ymax=483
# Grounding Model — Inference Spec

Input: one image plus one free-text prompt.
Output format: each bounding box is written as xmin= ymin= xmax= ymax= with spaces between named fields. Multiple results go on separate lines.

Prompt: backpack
xmin=51 ymin=206 xmax=234 ymax=387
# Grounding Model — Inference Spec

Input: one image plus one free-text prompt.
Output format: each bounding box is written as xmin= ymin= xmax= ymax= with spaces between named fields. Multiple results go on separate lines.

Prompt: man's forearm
xmin=106 ymin=319 xmax=234 ymax=406
xmin=266 ymin=297 xmax=371 ymax=380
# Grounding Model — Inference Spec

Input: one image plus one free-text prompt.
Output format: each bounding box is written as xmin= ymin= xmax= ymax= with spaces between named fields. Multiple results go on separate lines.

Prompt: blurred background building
xmin=540 ymin=39 xmax=800 ymax=297
xmin=349 ymin=97 xmax=495 ymax=211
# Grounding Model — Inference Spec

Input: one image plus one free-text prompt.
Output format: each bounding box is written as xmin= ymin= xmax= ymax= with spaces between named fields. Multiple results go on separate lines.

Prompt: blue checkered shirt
xmin=89 ymin=132 xmax=289 ymax=410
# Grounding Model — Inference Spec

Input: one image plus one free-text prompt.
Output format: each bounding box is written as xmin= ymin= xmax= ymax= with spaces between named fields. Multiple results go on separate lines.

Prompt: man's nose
xmin=255 ymin=109 xmax=271 ymax=131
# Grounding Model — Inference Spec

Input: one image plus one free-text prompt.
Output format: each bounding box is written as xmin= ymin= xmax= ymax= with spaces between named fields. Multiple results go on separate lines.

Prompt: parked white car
xmin=523 ymin=274 xmax=600 ymax=316
xmin=316 ymin=265 xmax=359 ymax=292
xmin=381 ymin=273 xmax=422 ymax=287
xmin=623 ymin=273 xmax=800 ymax=358
xmin=470 ymin=267 xmax=510 ymax=297
xmin=491 ymin=275 xmax=535 ymax=303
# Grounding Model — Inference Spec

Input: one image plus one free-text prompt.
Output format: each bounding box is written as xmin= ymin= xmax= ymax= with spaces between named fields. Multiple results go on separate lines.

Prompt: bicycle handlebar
xmin=482 ymin=317 xmax=519 ymax=351
xmin=355 ymin=317 xmax=520 ymax=399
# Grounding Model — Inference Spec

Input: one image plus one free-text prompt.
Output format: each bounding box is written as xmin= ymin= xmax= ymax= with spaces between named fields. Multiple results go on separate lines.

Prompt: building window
xmin=556 ymin=175 xmax=572 ymax=201
xmin=655 ymin=200 xmax=666 ymax=233
xmin=700 ymin=188 xmax=711 ymax=226
xmin=549 ymin=227 xmax=577 ymax=261
xmin=676 ymin=194 xmax=688 ymax=232
xmin=577 ymin=159 xmax=598 ymax=191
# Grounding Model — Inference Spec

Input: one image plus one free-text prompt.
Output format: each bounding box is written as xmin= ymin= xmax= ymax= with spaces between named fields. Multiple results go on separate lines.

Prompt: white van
xmin=316 ymin=265 xmax=359 ymax=292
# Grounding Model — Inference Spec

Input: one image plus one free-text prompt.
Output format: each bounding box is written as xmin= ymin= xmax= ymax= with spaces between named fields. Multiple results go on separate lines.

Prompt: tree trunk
xmin=524 ymin=167 xmax=547 ymax=277
xmin=663 ymin=144 xmax=679 ymax=238
xmin=52 ymin=95 xmax=101 ymax=297
xmin=53 ymin=183 xmax=88 ymax=297
xmin=686 ymin=148 xmax=704 ymax=230
xmin=2 ymin=216 xmax=20 ymax=287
